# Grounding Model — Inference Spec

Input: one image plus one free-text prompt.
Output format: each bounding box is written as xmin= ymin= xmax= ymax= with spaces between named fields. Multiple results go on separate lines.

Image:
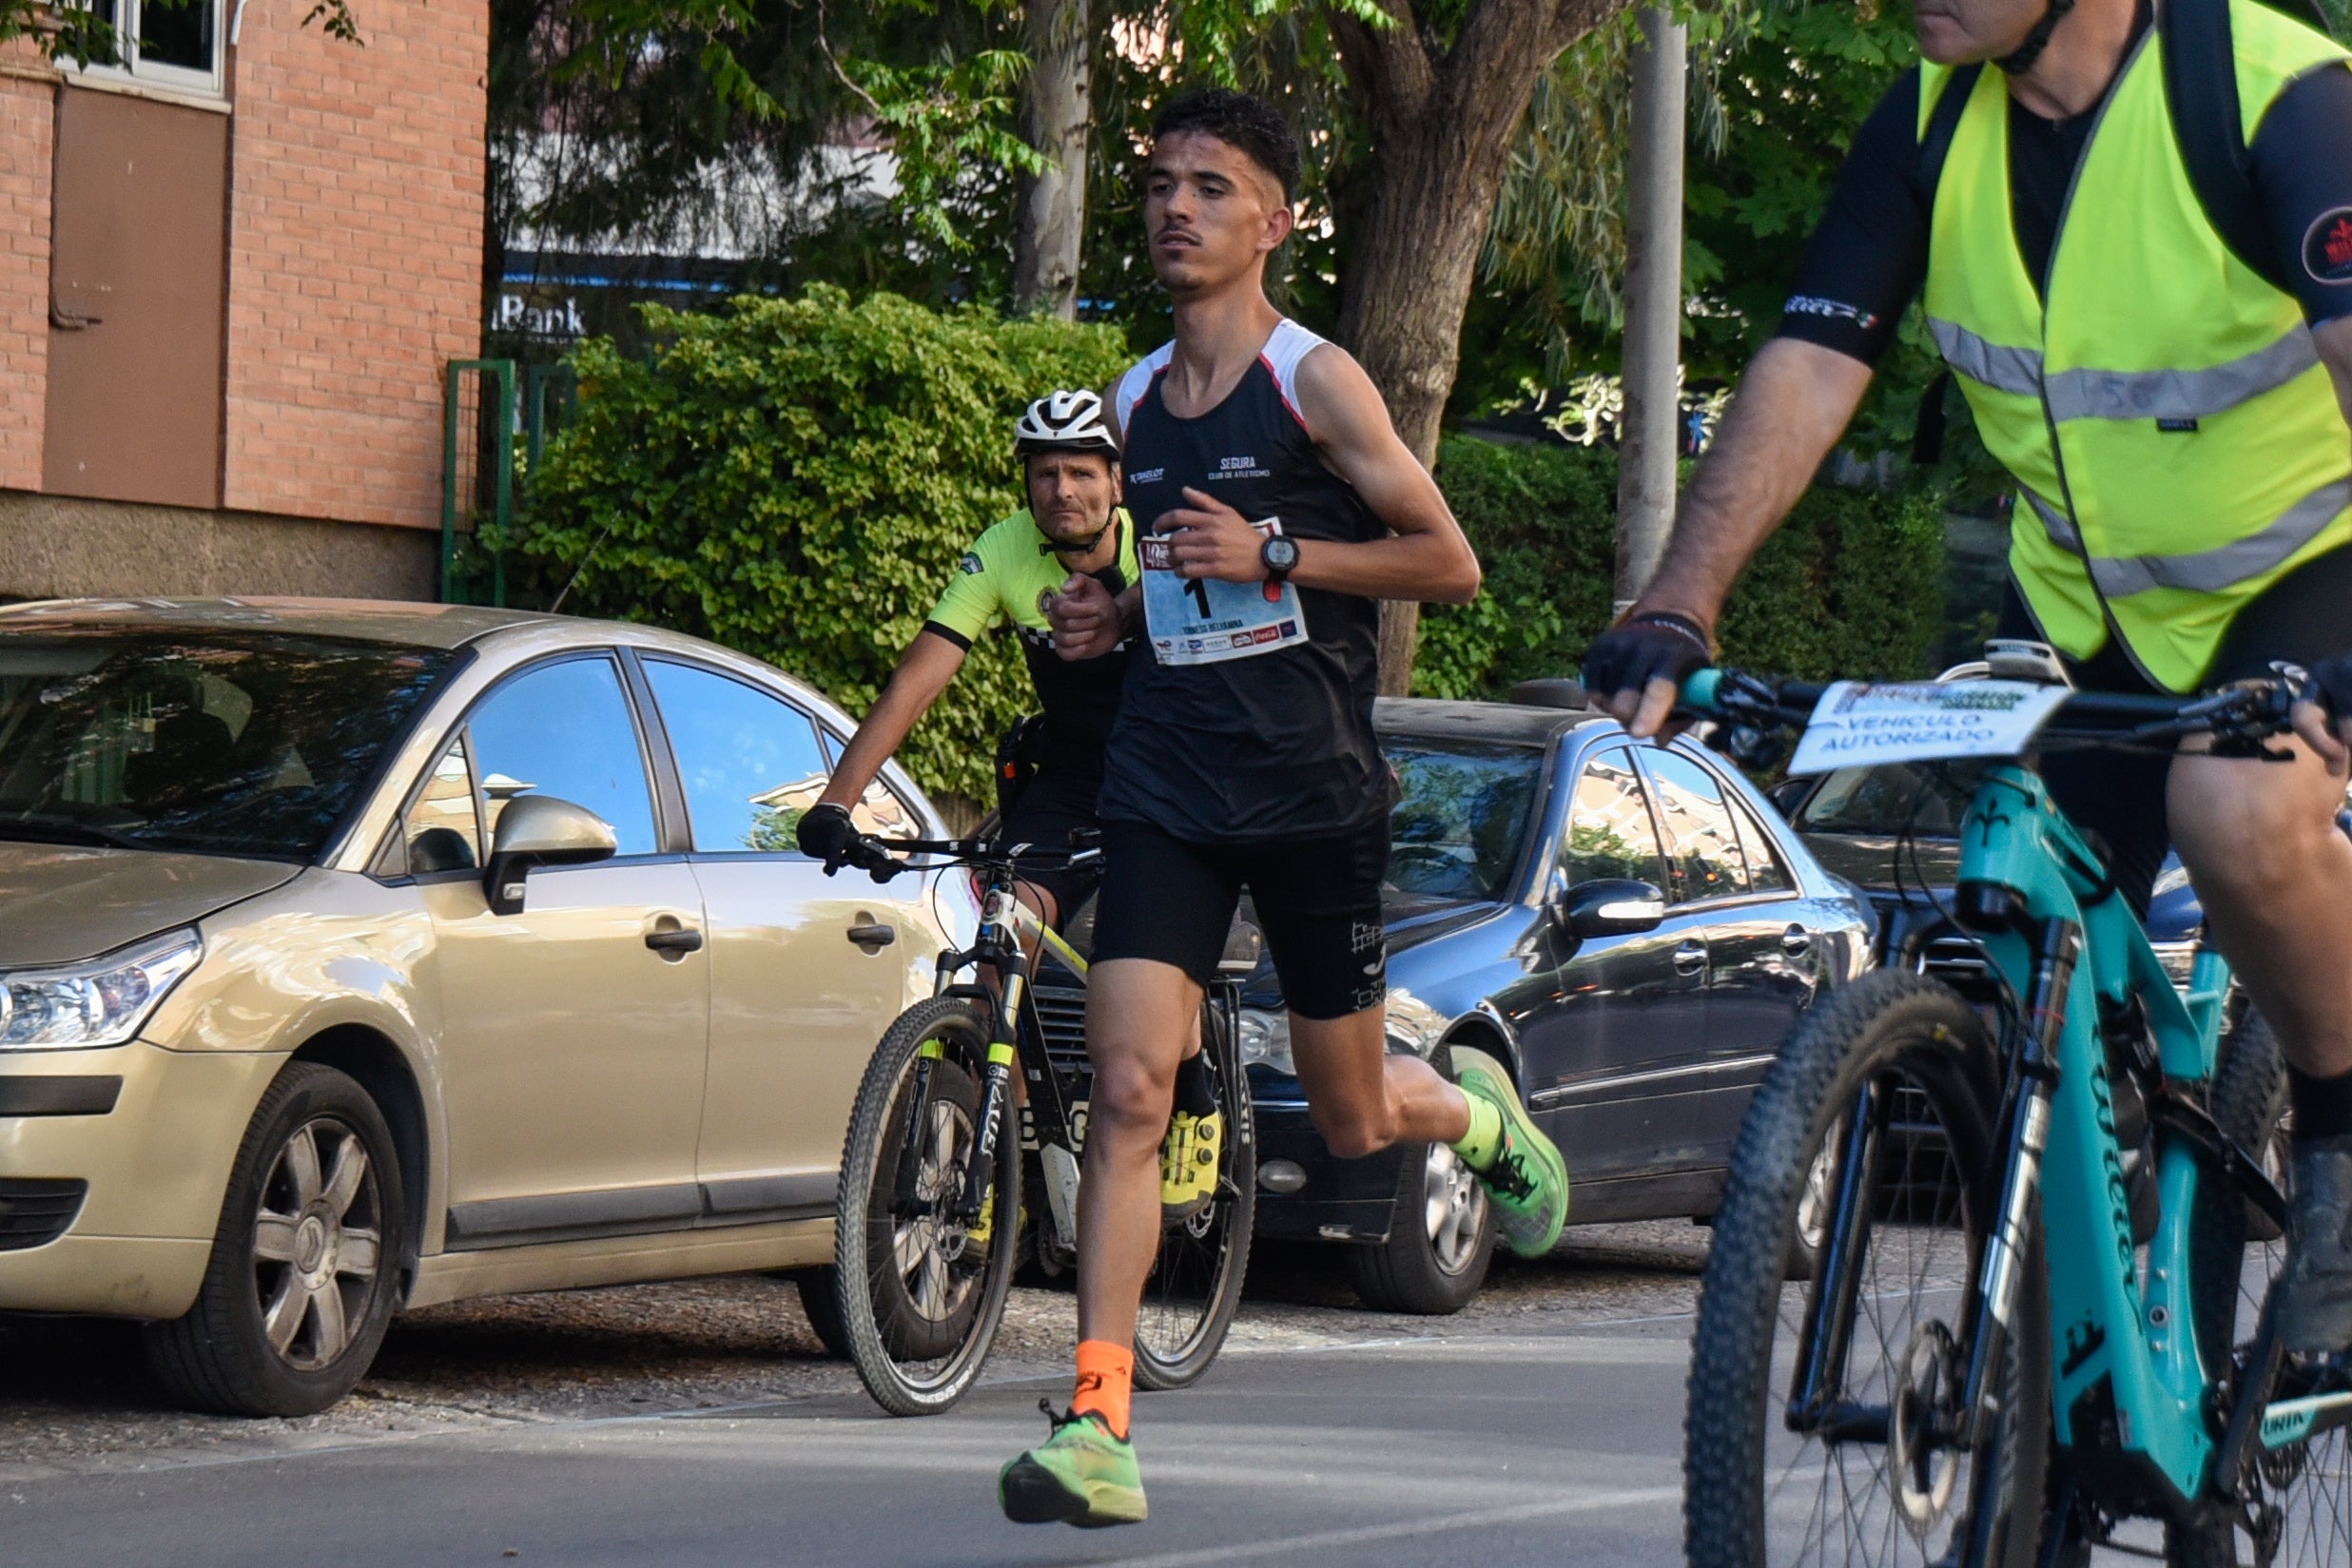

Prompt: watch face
xmin=1264 ymin=536 xmax=1300 ymax=572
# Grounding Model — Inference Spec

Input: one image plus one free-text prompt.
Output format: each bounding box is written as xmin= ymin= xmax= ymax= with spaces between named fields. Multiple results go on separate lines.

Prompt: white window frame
xmin=64 ymin=0 xmax=227 ymax=99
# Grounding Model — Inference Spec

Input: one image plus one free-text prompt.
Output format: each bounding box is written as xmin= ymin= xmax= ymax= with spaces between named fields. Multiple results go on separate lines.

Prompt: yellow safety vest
xmin=1921 ymin=1 xmax=2352 ymax=692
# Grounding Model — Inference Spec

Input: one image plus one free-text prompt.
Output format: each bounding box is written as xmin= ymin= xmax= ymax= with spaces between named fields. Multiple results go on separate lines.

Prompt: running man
xmin=998 ymin=88 xmax=1572 ymax=1529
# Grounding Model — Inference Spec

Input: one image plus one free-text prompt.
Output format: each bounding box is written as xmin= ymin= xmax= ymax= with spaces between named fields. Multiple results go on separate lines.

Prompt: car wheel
xmin=793 ymin=1268 xmax=853 ymax=1360
xmin=1786 ymin=1111 xmax=1845 ymax=1280
xmin=1347 ymin=1141 xmax=1496 ymax=1315
xmin=145 ymin=1063 xmax=407 ymax=1417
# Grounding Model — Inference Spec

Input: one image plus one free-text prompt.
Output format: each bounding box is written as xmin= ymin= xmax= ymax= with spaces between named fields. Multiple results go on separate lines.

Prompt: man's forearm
xmin=2317 ymin=316 xmax=2352 ymax=432
xmin=1290 ymin=528 xmax=1480 ymax=605
xmin=1634 ymin=339 xmax=1875 ymax=632
xmin=818 ymin=633 xmax=963 ymax=809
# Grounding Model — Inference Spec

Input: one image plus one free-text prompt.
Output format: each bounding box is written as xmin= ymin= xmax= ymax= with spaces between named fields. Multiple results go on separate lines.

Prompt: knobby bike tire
xmin=831 ymin=997 xmax=1021 ymax=1416
xmin=1132 ymin=998 xmax=1257 ymax=1391
xmin=2167 ymin=1010 xmax=2352 ymax=1568
xmin=1684 ymin=969 xmax=2054 ymax=1568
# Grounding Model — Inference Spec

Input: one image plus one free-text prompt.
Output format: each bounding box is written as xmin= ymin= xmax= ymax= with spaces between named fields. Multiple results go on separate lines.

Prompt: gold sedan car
xmin=0 ymin=598 xmax=972 ymax=1415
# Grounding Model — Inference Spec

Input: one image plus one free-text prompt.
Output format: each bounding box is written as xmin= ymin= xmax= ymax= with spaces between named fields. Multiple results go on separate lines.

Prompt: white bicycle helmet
xmin=1014 ymin=388 xmax=1119 ymax=457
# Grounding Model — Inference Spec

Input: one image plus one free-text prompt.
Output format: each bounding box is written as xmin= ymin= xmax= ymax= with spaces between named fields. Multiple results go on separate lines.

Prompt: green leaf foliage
xmin=1414 ymin=436 xmax=1947 ymax=699
xmin=515 ymin=285 xmax=1130 ymax=805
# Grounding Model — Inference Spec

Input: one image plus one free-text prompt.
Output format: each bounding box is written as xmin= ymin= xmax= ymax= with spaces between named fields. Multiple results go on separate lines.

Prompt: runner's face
xmin=1143 ymin=132 xmax=1294 ymax=296
xmin=1915 ymin=0 xmax=2047 ymax=64
xmin=1025 ymin=452 xmax=1119 ymax=547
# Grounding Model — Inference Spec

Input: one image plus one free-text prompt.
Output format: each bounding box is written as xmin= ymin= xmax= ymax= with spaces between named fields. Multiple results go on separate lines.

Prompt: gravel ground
xmin=0 ymin=1220 xmax=1711 ymax=1481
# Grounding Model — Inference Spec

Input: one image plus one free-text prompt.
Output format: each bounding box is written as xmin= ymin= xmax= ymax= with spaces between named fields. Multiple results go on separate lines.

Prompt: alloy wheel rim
xmin=892 ymin=1098 xmax=979 ymax=1325
xmin=251 ymin=1115 xmax=382 ymax=1373
xmin=1421 ymin=1142 xmax=1487 ymax=1276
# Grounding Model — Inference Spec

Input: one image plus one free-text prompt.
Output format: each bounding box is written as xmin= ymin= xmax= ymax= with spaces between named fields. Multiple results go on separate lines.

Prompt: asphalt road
xmin=0 ymin=1227 xmax=1712 ymax=1568
xmin=3 ymin=1316 xmax=1693 ymax=1568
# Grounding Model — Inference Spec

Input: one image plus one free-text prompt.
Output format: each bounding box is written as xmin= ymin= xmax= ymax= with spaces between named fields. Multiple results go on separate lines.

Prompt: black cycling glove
xmin=795 ymin=802 xmax=861 ymax=869
xmin=1581 ymin=611 xmax=1716 ymax=706
xmin=2310 ymin=654 xmax=2352 ymax=726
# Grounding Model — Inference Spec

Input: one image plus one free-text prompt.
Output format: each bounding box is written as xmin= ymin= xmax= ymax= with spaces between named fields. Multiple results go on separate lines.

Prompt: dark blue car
xmin=1241 ymin=690 xmax=1874 ymax=1314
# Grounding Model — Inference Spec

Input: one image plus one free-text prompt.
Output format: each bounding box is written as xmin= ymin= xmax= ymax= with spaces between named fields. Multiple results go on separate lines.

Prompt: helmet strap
xmin=1996 ymin=0 xmax=2075 ymax=75
xmin=1045 ymin=518 xmax=1115 ymax=559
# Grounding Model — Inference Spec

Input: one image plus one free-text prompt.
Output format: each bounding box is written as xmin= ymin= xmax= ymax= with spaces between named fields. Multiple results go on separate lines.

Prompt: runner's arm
xmin=1160 ymin=346 xmax=1479 ymax=604
xmin=2320 ymin=317 xmax=2352 ymax=427
xmin=815 ymin=630 xmax=965 ymax=809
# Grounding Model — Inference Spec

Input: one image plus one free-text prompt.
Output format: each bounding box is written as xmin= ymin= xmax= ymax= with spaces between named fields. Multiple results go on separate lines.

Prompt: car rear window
xmin=0 ymin=629 xmax=459 ymax=861
xmin=1384 ymin=741 xmax=1544 ymax=902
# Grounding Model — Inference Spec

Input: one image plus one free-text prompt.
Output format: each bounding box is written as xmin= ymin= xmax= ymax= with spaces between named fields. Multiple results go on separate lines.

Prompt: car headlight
xmin=1237 ymin=1009 xmax=1293 ymax=1076
xmin=1383 ymin=987 xmax=1448 ymax=1058
xmin=0 ymin=929 xmax=203 ymax=1050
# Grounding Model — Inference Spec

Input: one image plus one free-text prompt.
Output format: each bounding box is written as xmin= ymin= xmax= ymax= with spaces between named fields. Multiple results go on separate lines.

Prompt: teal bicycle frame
xmin=1685 ymin=667 xmax=2351 ymax=1534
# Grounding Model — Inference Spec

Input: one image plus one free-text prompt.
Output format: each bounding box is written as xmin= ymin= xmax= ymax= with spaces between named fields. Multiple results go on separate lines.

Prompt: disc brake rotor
xmin=1890 ymin=1320 xmax=1964 ymax=1539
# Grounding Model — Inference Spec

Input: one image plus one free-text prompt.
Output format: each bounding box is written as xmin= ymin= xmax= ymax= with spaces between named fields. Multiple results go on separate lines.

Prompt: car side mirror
xmin=483 ymin=794 xmax=617 ymax=915
xmin=1557 ymin=879 xmax=1667 ymax=939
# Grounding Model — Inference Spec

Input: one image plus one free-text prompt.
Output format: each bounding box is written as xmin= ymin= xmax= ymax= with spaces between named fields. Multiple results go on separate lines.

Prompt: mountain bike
xmin=1677 ymin=664 xmax=2345 ymax=1567
xmin=810 ymin=831 xmax=1257 ymax=1416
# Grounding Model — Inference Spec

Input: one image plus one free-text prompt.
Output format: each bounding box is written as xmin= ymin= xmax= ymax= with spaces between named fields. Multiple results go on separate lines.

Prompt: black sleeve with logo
xmin=2254 ymin=62 xmax=2352 ymax=323
xmin=1772 ymin=69 xmax=1931 ymax=367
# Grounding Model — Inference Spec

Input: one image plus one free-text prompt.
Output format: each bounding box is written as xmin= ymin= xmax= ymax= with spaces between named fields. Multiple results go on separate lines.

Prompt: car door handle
xmin=1781 ymin=924 xmax=1812 ymax=957
xmin=846 ymin=922 xmax=896 ymax=951
xmin=1673 ymin=939 xmax=1708 ymax=975
xmin=645 ymin=928 xmax=704 ymax=954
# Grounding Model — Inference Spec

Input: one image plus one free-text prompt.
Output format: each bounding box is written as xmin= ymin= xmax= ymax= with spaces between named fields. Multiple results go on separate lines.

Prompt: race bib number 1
xmin=1140 ymin=518 xmax=1310 ymax=666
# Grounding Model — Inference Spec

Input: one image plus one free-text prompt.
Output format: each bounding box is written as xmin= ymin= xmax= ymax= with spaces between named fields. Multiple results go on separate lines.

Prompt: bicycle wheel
xmin=2171 ymin=1010 xmax=2352 ymax=1568
xmin=1686 ymin=969 xmax=2053 ymax=1568
xmin=1133 ymin=997 xmax=1256 ymax=1390
xmin=832 ymin=997 xmax=1020 ymax=1416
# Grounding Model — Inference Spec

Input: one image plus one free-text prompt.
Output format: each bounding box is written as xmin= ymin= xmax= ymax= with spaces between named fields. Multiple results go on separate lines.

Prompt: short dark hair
xmin=1151 ymin=89 xmax=1301 ymax=204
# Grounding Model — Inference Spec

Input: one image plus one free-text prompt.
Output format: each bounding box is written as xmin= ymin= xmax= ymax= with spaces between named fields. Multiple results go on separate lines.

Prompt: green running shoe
xmin=998 ymin=1403 xmax=1147 ymax=1528
xmin=1451 ymin=1045 xmax=1569 ymax=1257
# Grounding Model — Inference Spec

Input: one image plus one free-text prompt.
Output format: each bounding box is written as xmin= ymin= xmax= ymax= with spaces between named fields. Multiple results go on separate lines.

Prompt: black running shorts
xmin=1090 ymin=820 xmax=1390 ymax=1021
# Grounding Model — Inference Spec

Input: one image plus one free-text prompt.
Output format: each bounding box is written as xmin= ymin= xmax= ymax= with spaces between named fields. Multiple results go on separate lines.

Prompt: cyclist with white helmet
xmin=800 ymin=390 xmax=1137 ymax=934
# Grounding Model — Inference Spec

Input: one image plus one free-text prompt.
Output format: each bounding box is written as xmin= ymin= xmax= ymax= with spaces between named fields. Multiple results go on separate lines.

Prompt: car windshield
xmin=1794 ymin=760 xmax=1989 ymax=839
xmin=1383 ymin=739 xmax=1544 ymax=902
xmin=0 ymin=629 xmax=460 ymax=861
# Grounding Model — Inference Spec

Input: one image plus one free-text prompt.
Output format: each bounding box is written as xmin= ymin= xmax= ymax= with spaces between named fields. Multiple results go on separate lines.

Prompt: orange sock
xmin=1070 ymin=1339 xmax=1133 ymax=1440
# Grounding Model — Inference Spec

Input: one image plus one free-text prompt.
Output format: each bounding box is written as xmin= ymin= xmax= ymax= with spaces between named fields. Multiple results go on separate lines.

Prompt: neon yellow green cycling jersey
xmin=922 ymin=508 xmax=1138 ymax=773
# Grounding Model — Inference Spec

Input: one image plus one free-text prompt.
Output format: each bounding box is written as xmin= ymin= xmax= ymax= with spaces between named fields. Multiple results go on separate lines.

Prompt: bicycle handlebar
xmin=1681 ymin=666 xmax=2305 ymax=751
xmin=823 ymin=832 xmax=1103 ymax=884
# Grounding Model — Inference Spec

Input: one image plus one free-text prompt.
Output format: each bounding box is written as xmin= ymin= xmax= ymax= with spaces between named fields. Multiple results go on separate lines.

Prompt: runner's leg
xmin=1290 ymin=1009 xmax=1468 ymax=1156
xmin=1076 ymin=958 xmax=1204 ymax=1357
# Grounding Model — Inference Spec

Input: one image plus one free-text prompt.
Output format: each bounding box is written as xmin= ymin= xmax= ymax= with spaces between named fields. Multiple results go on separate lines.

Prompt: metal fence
xmin=440 ymin=359 xmax=577 ymax=607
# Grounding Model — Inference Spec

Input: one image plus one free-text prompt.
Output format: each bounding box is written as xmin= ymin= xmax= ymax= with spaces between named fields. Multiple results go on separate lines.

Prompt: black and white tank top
xmin=1097 ymin=319 xmax=1389 ymax=843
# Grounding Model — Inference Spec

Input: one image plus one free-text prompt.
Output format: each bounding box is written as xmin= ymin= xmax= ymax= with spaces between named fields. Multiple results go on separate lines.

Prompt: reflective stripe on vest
xmin=1918 ymin=5 xmax=2352 ymax=692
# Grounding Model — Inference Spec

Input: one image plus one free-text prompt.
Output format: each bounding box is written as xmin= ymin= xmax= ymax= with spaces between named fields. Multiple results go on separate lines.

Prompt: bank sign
xmin=495 ymin=294 xmax=586 ymax=340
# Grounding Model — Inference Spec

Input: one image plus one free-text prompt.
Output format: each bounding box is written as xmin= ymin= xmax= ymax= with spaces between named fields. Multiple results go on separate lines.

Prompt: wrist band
xmin=1623 ymin=610 xmax=1717 ymax=657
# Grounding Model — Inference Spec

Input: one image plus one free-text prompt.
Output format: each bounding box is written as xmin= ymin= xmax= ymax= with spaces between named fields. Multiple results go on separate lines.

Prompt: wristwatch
xmin=1259 ymin=533 xmax=1300 ymax=585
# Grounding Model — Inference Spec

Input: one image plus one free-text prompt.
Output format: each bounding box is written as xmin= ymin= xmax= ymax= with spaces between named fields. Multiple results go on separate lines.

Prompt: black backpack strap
xmin=2163 ymin=0 xmax=2301 ymax=294
xmin=1916 ymin=61 xmax=1987 ymax=197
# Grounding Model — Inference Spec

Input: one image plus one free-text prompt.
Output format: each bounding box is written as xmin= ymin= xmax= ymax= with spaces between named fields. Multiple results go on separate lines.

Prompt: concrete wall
xmin=0 ymin=490 xmax=437 ymax=602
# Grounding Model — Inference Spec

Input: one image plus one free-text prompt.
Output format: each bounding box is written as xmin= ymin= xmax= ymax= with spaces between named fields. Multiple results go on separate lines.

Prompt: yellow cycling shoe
xmin=1160 ymin=1109 xmax=1222 ymax=1223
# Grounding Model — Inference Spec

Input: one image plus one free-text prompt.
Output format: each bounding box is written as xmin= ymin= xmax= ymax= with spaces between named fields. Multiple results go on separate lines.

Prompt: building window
xmin=69 ymin=0 xmax=226 ymax=97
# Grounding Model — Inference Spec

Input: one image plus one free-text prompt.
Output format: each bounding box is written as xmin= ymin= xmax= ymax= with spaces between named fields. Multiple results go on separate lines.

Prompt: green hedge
xmin=1415 ymin=436 xmax=1948 ymax=700
xmin=515 ymin=286 xmax=1132 ymax=805
xmin=519 ymin=293 xmax=1945 ymax=806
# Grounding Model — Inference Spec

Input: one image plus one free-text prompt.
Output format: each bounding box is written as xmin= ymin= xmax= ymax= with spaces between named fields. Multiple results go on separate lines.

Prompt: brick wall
xmin=222 ymin=0 xmax=486 ymax=532
xmin=0 ymin=61 xmax=53 ymax=493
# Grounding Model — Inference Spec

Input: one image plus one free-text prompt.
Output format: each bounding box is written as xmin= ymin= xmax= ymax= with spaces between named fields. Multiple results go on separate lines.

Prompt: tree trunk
xmin=1012 ymin=0 xmax=1089 ymax=320
xmin=1613 ymin=6 xmax=1685 ymax=612
xmin=1331 ymin=0 xmax=1628 ymax=693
